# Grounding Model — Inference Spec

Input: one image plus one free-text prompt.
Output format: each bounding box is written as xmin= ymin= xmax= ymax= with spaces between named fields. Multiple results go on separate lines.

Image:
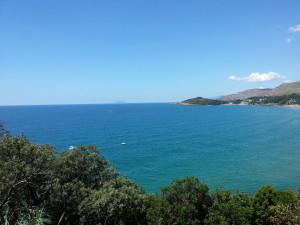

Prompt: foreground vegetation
xmin=1 ymin=123 xmax=300 ymax=225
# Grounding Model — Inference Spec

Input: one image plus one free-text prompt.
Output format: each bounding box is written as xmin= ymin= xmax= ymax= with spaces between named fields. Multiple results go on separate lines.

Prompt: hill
xmin=270 ymin=81 xmax=300 ymax=96
xmin=218 ymin=88 xmax=272 ymax=101
xmin=218 ymin=81 xmax=300 ymax=101
xmin=230 ymin=93 xmax=300 ymax=106
xmin=177 ymin=97 xmax=226 ymax=105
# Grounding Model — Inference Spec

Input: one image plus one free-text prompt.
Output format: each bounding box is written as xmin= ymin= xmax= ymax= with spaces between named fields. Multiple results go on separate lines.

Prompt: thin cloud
xmin=289 ymin=25 xmax=300 ymax=33
xmin=284 ymin=80 xmax=293 ymax=83
xmin=228 ymin=72 xmax=286 ymax=83
xmin=286 ymin=37 xmax=293 ymax=43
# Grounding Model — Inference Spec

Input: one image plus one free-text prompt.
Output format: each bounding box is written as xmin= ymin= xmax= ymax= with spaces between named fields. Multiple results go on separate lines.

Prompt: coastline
xmin=170 ymin=103 xmax=218 ymax=106
xmin=171 ymin=102 xmax=300 ymax=108
xmin=282 ymin=104 xmax=300 ymax=108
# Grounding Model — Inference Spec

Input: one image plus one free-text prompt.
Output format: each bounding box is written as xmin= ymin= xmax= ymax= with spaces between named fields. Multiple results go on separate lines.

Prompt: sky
xmin=0 ymin=0 xmax=300 ymax=105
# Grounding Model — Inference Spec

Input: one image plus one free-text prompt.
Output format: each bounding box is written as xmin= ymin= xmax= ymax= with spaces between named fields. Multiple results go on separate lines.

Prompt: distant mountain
xmin=209 ymin=96 xmax=222 ymax=100
xmin=177 ymin=93 xmax=300 ymax=107
xmin=269 ymin=81 xmax=300 ymax=96
xmin=218 ymin=89 xmax=272 ymax=101
xmin=218 ymin=81 xmax=300 ymax=101
xmin=176 ymin=97 xmax=226 ymax=105
xmin=176 ymin=81 xmax=300 ymax=106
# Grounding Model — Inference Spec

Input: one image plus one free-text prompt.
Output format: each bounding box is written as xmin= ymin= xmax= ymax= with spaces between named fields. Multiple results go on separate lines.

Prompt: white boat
xmin=69 ymin=146 xmax=75 ymax=150
xmin=121 ymin=142 xmax=126 ymax=145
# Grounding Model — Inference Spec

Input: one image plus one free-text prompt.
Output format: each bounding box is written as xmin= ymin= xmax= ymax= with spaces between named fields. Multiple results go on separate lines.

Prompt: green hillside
xmin=230 ymin=93 xmax=300 ymax=105
xmin=248 ymin=93 xmax=300 ymax=105
xmin=182 ymin=97 xmax=226 ymax=105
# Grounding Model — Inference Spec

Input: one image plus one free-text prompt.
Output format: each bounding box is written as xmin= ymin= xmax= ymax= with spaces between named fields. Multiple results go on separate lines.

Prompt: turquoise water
xmin=0 ymin=103 xmax=300 ymax=193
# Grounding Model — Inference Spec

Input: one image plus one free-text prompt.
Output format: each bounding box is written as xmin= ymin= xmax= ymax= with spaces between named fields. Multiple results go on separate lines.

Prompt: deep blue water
xmin=0 ymin=103 xmax=300 ymax=193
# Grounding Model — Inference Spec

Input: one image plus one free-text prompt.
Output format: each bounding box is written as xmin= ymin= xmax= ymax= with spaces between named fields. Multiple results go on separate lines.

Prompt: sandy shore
xmin=282 ymin=104 xmax=300 ymax=108
xmin=170 ymin=103 xmax=216 ymax=106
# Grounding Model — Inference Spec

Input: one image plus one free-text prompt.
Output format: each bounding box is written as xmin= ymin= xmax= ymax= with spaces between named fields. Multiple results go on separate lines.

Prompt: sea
xmin=0 ymin=103 xmax=300 ymax=194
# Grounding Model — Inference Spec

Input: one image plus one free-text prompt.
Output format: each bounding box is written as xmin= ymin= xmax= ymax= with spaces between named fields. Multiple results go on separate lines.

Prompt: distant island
xmin=114 ymin=100 xmax=127 ymax=104
xmin=175 ymin=81 xmax=300 ymax=107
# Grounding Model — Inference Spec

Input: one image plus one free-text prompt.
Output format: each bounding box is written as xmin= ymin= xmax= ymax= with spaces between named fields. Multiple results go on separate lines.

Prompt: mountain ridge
xmin=218 ymin=81 xmax=300 ymax=101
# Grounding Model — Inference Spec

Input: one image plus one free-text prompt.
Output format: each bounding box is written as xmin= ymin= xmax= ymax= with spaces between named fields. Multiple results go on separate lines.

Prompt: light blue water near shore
xmin=0 ymin=103 xmax=300 ymax=193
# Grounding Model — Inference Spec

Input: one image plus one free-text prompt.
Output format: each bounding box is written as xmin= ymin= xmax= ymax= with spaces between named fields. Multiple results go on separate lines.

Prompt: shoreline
xmin=282 ymin=104 xmax=300 ymax=108
xmin=171 ymin=103 xmax=300 ymax=108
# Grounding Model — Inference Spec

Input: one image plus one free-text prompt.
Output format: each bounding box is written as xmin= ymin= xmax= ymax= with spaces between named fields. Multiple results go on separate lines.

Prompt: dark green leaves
xmin=204 ymin=189 xmax=252 ymax=225
xmin=147 ymin=177 xmax=211 ymax=225
xmin=0 ymin=125 xmax=55 ymax=223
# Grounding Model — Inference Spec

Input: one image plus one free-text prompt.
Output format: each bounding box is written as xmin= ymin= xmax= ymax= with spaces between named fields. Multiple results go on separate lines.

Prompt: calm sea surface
xmin=0 ymin=103 xmax=300 ymax=193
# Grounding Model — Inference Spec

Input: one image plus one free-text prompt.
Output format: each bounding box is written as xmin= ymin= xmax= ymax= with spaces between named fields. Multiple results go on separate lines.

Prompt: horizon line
xmin=0 ymin=101 xmax=176 ymax=107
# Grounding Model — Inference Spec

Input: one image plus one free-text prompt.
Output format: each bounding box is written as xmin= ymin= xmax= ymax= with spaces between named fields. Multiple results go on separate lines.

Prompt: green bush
xmin=204 ymin=189 xmax=252 ymax=225
xmin=47 ymin=144 xmax=119 ymax=224
xmin=79 ymin=177 xmax=148 ymax=225
xmin=0 ymin=124 xmax=55 ymax=223
xmin=147 ymin=177 xmax=212 ymax=225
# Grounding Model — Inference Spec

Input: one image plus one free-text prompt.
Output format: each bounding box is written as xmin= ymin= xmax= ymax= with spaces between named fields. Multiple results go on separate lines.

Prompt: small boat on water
xmin=69 ymin=146 xmax=75 ymax=150
xmin=121 ymin=142 xmax=126 ymax=145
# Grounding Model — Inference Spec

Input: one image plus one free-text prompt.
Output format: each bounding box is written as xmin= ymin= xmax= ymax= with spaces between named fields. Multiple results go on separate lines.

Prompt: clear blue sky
xmin=0 ymin=0 xmax=299 ymax=105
